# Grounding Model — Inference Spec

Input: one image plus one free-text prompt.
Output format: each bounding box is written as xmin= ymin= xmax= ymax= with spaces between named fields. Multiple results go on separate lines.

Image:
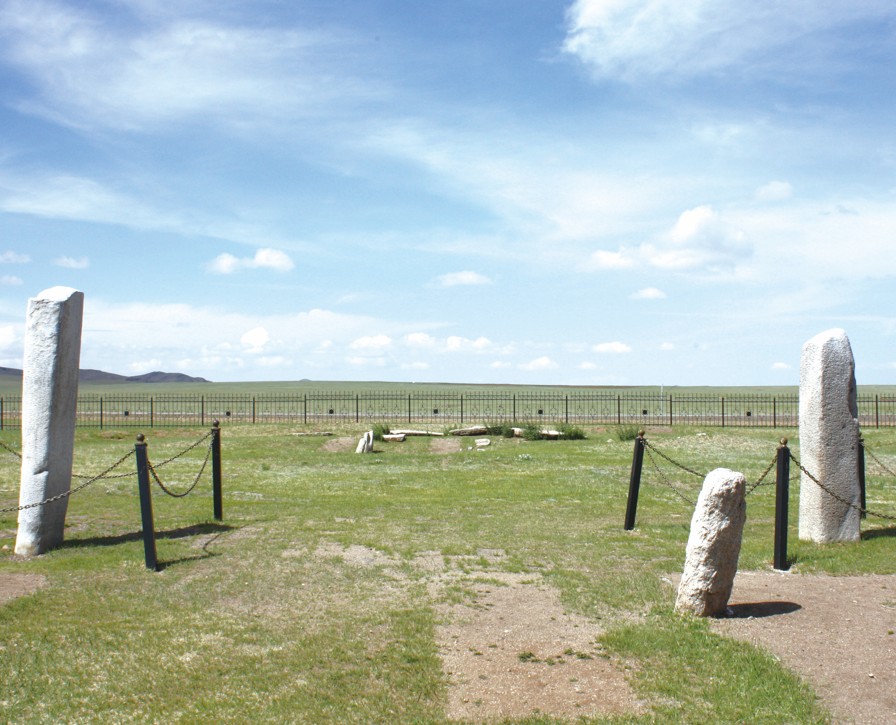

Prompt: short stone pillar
xmin=355 ymin=430 xmax=374 ymax=454
xmin=675 ymin=468 xmax=747 ymax=617
xmin=15 ymin=287 xmax=84 ymax=557
xmin=798 ymin=328 xmax=861 ymax=543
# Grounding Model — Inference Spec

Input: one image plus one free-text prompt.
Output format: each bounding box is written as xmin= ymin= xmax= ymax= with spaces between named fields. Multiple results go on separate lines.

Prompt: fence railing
xmin=0 ymin=392 xmax=894 ymax=429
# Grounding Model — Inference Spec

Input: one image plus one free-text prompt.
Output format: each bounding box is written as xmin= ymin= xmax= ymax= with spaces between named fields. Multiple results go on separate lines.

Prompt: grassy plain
xmin=1 ymin=415 xmax=895 ymax=722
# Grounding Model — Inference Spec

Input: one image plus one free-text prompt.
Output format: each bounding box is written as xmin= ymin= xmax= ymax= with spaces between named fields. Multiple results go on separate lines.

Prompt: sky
xmin=0 ymin=0 xmax=895 ymax=386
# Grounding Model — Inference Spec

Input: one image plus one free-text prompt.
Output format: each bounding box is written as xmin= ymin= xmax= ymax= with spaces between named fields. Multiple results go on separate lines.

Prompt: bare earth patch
xmin=322 ymin=436 xmax=357 ymax=453
xmin=431 ymin=437 xmax=462 ymax=454
xmin=436 ymin=572 xmax=645 ymax=722
xmin=0 ymin=572 xmax=46 ymax=605
xmin=708 ymin=571 xmax=896 ymax=725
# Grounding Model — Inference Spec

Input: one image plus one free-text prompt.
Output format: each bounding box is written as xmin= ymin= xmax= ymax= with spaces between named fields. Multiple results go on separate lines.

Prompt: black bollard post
xmin=774 ymin=438 xmax=790 ymax=571
xmin=624 ymin=431 xmax=646 ymax=530
xmin=858 ymin=438 xmax=866 ymax=520
xmin=134 ymin=434 xmax=159 ymax=572
xmin=211 ymin=420 xmax=223 ymax=521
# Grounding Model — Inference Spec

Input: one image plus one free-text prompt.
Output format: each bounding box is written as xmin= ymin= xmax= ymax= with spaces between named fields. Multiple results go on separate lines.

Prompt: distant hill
xmin=0 ymin=367 xmax=210 ymax=383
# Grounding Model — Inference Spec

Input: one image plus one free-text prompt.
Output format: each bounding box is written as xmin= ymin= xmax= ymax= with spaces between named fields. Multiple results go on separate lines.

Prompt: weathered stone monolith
xmin=355 ymin=430 xmax=374 ymax=454
xmin=15 ymin=287 xmax=84 ymax=557
xmin=798 ymin=328 xmax=861 ymax=543
xmin=675 ymin=468 xmax=747 ymax=617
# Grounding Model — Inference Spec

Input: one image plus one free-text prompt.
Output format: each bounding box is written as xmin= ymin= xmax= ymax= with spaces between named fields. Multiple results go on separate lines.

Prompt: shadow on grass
xmin=861 ymin=526 xmax=896 ymax=540
xmin=723 ymin=601 xmax=801 ymax=619
xmin=62 ymin=522 xmax=236 ymax=569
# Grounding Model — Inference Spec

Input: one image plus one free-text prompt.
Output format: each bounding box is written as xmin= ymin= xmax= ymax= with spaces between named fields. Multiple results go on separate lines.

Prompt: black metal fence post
xmin=774 ymin=438 xmax=790 ymax=571
xmin=858 ymin=438 xmax=866 ymax=519
xmin=212 ymin=420 xmax=223 ymax=521
xmin=624 ymin=431 xmax=646 ymax=530
xmin=134 ymin=434 xmax=159 ymax=571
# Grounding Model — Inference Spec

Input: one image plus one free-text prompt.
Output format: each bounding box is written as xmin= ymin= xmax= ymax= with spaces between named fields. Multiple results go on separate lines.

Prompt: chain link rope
xmin=639 ymin=437 xmax=780 ymax=507
xmin=0 ymin=449 xmax=135 ymax=514
xmin=642 ymin=441 xmax=697 ymax=507
xmin=791 ymin=452 xmax=896 ymax=522
xmin=862 ymin=440 xmax=896 ymax=479
xmin=147 ymin=436 xmax=213 ymax=498
xmin=0 ymin=439 xmax=22 ymax=460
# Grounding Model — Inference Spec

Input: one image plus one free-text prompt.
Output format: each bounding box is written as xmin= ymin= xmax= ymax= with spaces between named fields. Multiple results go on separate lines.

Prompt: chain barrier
xmin=641 ymin=439 xmax=705 ymax=479
xmin=791 ymin=452 xmax=896 ymax=522
xmin=0 ymin=439 xmax=22 ymax=460
xmin=862 ymin=440 xmax=896 ymax=479
xmin=642 ymin=442 xmax=697 ymax=507
xmin=147 ymin=431 xmax=213 ymax=469
xmin=641 ymin=437 xmax=779 ymax=502
xmin=746 ymin=455 xmax=777 ymax=495
xmin=147 ymin=432 xmax=214 ymax=498
xmin=0 ymin=449 xmax=135 ymax=514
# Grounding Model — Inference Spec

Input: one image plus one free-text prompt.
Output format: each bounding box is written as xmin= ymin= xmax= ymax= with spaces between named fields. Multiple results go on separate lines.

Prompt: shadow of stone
xmin=721 ymin=601 xmax=802 ymax=619
xmin=861 ymin=526 xmax=896 ymax=540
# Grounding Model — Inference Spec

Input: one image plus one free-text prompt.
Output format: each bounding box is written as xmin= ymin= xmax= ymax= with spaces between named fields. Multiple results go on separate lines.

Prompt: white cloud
xmin=659 ymin=342 xmax=675 ymax=351
xmin=588 ymin=249 xmax=635 ymax=270
xmin=349 ymin=334 xmax=392 ymax=350
xmin=772 ymin=361 xmax=792 ymax=370
xmin=593 ymin=341 xmax=632 ymax=354
xmin=257 ymin=355 xmax=290 ymax=367
xmin=631 ymin=287 xmax=666 ymax=300
xmin=405 ymin=332 xmax=437 ymax=348
xmin=0 ymin=325 xmax=16 ymax=348
xmin=251 ymin=248 xmax=294 ymax=272
xmin=642 ymin=205 xmax=749 ymax=271
xmin=519 ymin=356 xmax=557 ymax=371
xmin=208 ymin=248 xmax=293 ymax=274
xmin=347 ymin=355 xmax=386 ymax=367
xmin=0 ymin=0 xmax=383 ymax=133
xmin=755 ymin=181 xmax=793 ymax=202
xmin=1 ymin=275 xmax=22 ymax=286
xmin=53 ymin=255 xmax=89 ymax=269
xmin=0 ymin=251 xmax=29 ymax=263
xmin=209 ymin=253 xmax=241 ymax=274
xmin=446 ymin=336 xmax=492 ymax=352
xmin=241 ymin=326 xmax=270 ymax=353
xmin=433 ymin=270 xmax=491 ymax=287
xmin=563 ymin=0 xmax=895 ymax=81
xmin=578 ymin=361 xmax=597 ymax=370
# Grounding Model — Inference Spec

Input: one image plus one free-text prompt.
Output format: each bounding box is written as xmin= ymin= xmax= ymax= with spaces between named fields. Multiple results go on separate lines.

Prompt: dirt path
xmin=436 ymin=572 xmax=645 ymax=721
xmin=710 ymin=571 xmax=896 ymax=725
xmin=4 ymin=560 xmax=894 ymax=723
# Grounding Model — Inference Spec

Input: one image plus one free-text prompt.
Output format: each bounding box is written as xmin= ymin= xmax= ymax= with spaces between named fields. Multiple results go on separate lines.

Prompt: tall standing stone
xmin=15 ymin=287 xmax=84 ymax=556
xmin=675 ymin=468 xmax=747 ymax=617
xmin=798 ymin=328 xmax=861 ymax=543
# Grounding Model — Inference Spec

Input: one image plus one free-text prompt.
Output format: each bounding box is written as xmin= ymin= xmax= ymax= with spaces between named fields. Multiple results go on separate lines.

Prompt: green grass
xmin=1 ymin=423 xmax=894 ymax=722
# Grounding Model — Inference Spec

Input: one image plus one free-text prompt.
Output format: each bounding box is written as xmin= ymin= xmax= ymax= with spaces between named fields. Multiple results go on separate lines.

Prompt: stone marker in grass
xmin=15 ymin=287 xmax=84 ymax=557
xmin=798 ymin=328 xmax=861 ymax=543
xmin=675 ymin=468 xmax=747 ymax=617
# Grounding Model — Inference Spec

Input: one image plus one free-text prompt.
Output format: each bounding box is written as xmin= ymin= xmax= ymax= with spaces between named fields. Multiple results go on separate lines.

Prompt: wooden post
xmin=212 ymin=421 xmax=223 ymax=521
xmin=135 ymin=434 xmax=159 ymax=571
xmin=774 ymin=439 xmax=790 ymax=571
xmin=858 ymin=438 xmax=866 ymax=520
xmin=624 ymin=432 xmax=646 ymax=530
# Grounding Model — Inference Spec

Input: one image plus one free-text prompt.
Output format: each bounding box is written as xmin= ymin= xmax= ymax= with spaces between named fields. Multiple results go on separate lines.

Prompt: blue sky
xmin=0 ymin=0 xmax=895 ymax=385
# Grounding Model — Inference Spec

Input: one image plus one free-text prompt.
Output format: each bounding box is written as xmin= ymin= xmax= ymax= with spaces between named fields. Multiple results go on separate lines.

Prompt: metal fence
xmin=1 ymin=392 xmax=895 ymax=429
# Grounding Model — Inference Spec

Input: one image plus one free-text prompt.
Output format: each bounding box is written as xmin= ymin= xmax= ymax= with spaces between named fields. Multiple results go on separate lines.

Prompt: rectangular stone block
xmin=15 ymin=287 xmax=84 ymax=556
